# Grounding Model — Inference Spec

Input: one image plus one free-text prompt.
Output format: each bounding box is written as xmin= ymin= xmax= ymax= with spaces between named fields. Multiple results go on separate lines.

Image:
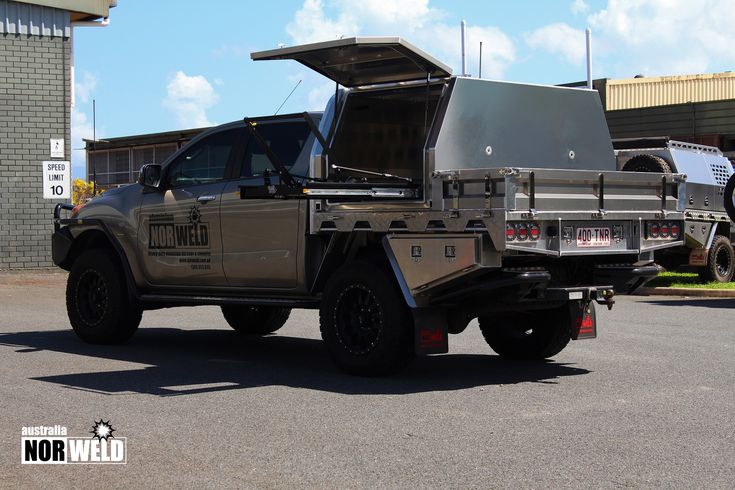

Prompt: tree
xmin=72 ymin=179 xmax=95 ymax=206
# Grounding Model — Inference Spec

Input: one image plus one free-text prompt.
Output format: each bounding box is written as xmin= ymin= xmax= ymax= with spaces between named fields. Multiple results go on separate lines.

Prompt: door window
xmin=166 ymin=129 xmax=242 ymax=187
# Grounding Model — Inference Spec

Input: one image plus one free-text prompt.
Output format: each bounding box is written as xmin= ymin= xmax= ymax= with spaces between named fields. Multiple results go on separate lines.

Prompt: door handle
xmin=197 ymin=195 xmax=216 ymax=203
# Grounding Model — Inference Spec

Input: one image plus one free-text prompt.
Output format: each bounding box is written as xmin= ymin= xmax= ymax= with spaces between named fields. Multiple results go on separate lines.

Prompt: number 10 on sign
xmin=42 ymin=161 xmax=71 ymax=199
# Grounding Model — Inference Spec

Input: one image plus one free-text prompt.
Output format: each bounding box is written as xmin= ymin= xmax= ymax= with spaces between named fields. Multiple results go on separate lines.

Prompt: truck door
xmin=137 ymin=127 xmax=245 ymax=287
xmin=220 ymin=120 xmax=313 ymax=288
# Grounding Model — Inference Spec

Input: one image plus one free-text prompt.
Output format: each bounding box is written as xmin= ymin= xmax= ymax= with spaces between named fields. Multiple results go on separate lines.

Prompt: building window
xmin=155 ymin=144 xmax=178 ymax=163
xmin=88 ymin=151 xmax=109 ymax=184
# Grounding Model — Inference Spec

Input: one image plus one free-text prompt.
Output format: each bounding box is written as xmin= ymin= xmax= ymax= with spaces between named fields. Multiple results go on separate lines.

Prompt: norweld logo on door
xmin=148 ymin=206 xmax=209 ymax=250
xmin=21 ymin=421 xmax=126 ymax=464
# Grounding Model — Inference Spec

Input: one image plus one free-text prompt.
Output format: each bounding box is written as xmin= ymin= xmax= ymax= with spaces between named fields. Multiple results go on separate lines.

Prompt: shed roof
xmin=605 ymin=72 xmax=735 ymax=111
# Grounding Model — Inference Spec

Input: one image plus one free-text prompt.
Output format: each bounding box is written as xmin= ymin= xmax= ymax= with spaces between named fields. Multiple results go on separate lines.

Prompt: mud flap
xmin=411 ymin=308 xmax=449 ymax=355
xmin=569 ymin=300 xmax=597 ymax=340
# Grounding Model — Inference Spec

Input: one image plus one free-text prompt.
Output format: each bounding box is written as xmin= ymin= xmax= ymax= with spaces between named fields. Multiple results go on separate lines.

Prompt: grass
xmin=647 ymin=271 xmax=735 ymax=289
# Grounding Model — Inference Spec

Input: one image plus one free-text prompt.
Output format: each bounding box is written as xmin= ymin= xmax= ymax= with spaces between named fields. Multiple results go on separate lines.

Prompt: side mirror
xmin=138 ymin=164 xmax=162 ymax=188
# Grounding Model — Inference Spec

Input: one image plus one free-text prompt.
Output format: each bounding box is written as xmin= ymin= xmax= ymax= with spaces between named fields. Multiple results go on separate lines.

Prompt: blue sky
xmin=70 ymin=0 xmax=735 ymax=178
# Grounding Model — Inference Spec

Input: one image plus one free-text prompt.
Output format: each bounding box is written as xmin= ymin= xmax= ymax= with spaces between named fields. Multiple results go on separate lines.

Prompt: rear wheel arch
xmin=310 ymin=232 xmax=389 ymax=294
xmin=714 ymin=221 xmax=731 ymax=239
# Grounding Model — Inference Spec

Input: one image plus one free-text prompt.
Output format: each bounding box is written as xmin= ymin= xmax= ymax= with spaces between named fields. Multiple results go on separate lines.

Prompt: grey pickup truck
xmin=53 ymin=37 xmax=687 ymax=375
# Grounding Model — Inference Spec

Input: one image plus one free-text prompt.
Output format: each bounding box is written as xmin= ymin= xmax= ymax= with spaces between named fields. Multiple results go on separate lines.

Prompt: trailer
xmin=616 ymin=138 xmax=734 ymax=282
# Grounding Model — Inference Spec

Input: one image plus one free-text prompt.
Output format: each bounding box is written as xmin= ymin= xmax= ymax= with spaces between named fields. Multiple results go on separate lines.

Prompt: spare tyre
xmin=621 ymin=154 xmax=672 ymax=173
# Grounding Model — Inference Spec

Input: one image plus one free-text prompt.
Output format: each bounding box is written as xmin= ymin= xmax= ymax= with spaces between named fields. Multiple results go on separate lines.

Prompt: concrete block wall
xmin=0 ymin=33 xmax=70 ymax=269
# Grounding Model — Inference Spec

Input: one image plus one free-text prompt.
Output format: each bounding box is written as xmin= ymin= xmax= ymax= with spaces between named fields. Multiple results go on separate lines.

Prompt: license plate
xmin=576 ymin=227 xmax=611 ymax=247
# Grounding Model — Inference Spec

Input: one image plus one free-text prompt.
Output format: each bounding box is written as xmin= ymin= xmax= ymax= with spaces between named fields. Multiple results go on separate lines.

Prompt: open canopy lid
xmin=251 ymin=37 xmax=452 ymax=87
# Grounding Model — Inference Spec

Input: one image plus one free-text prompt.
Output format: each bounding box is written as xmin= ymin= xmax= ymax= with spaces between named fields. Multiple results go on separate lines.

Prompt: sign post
xmin=42 ymin=161 xmax=71 ymax=199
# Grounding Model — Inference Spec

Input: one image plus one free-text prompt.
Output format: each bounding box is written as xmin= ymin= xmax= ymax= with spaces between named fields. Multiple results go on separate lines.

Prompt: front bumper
xmin=51 ymin=203 xmax=75 ymax=268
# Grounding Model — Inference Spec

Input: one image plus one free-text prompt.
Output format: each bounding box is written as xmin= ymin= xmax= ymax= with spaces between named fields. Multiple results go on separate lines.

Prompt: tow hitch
xmin=546 ymin=286 xmax=616 ymax=310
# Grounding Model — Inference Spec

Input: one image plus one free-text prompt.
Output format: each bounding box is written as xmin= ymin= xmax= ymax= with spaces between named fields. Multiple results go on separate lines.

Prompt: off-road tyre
xmin=221 ymin=306 xmax=291 ymax=335
xmin=478 ymin=305 xmax=575 ymax=360
xmin=698 ymin=235 xmax=735 ymax=283
xmin=319 ymin=261 xmax=414 ymax=376
xmin=621 ymin=154 xmax=672 ymax=173
xmin=66 ymin=249 xmax=141 ymax=344
xmin=725 ymin=174 xmax=735 ymax=222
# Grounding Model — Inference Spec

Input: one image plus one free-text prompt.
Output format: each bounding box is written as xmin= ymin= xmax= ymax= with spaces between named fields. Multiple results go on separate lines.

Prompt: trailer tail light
xmin=670 ymin=223 xmax=681 ymax=239
xmin=506 ymin=224 xmax=516 ymax=241
xmin=646 ymin=221 xmax=682 ymax=240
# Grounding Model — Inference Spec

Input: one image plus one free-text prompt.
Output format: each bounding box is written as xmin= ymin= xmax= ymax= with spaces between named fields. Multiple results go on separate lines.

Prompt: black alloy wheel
xmin=334 ymin=284 xmax=383 ymax=356
xmin=76 ymin=269 xmax=109 ymax=327
xmin=320 ymin=261 xmax=414 ymax=376
xmin=67 ymin=249 xmax=141 ymax=344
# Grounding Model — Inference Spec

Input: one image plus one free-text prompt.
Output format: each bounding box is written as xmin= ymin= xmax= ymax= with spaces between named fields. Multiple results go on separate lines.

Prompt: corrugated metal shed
xmin=606 ymin=72 xmax=735 ymax=111
xmin=0 ymin=0 xmax=70 ymax=37
xmin=606 ymin=99 xmax=735 ymax=140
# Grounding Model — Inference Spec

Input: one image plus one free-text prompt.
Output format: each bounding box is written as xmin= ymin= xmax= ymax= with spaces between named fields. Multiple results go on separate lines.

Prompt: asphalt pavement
xmin=0 ymin=271 xmax=733 ymax=488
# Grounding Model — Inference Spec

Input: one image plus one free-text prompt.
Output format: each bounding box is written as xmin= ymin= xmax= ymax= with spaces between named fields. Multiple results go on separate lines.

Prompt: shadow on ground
xmin=0 ymin=328 xmax=590 ymax=396
xmin=640 ymin=298 xmax=735 ymax=309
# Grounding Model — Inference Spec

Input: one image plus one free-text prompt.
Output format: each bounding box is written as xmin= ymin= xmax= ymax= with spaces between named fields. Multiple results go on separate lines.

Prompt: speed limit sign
xmin=42 ymin=161 xmax=71 ymax=199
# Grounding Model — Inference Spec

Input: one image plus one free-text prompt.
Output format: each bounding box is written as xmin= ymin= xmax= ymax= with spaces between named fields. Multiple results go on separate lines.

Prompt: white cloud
xmin=335 ymin=0 xmax=438 ymax=31
xmin=284 ymin=0 xmax=515 ymax=80
xmin=307 ymin=80 xmax=336 ymax=111
xmin=70 ymin=107 xmax=96 ymax=179
xmin=70 ymin=71 xmax=99 ymax=179
xmin=524 ymin=0 xmax=735 ymax=79
xmin=286 ymin=0 xmax=359 ymax=44
xmin=571 ymin=0 xmax=589 ymax=15
xmin=586 ymin=0 xmax=735 ymax=77
xmin=525 ymin=23 xmax=586 ymax=65
xmin=162 ymin=71 xmax=219 ymax=128
xmin=74 ymin=71 xmax=97 ymax=105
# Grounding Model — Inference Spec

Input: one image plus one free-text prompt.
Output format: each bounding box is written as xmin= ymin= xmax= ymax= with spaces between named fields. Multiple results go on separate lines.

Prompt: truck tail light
xmin=670 ymin=223 xmax=680 ymax=239
xmin=507 ymin=222 xmax=541 ymax=242
xmin=660 ymin=223 xmax=670 ymax=238
xmin=648 ymin=222 xmax=660 ymax=238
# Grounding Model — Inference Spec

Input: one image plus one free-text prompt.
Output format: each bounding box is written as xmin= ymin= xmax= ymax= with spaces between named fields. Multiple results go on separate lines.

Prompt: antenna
xmin=461 ymin=20 xmax=467 ymax=76
xmin=478 ymin=41 xmax=483 ymax=79
xmin=586 ymin=28 xmax=592 ymax=89
xmin=92 ymin=99 xmax=96 ymax=196
xmin=274 ymin=79 xmax=302 ymax=115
